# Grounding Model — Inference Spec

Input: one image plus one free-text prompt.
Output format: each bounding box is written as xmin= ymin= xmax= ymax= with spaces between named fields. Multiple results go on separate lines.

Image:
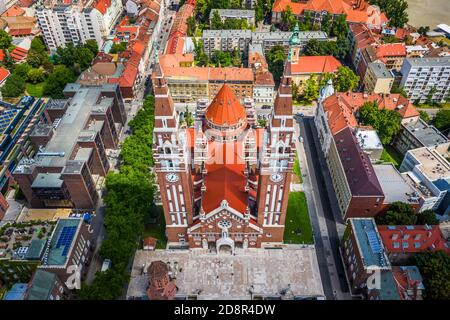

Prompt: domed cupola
xmin=205 ymin=84 xmax=247 ymax=141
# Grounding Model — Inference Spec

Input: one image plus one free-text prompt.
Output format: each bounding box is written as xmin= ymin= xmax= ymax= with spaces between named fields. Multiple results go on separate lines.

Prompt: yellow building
xmin=363 ymin=62 xmax=394 ymax=94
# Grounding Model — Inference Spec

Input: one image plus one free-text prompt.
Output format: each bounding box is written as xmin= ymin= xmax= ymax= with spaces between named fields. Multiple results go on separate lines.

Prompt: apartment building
xmin=13 ymin=83 xmax=126 ymax=209
xmin=36 ymin=0 xmax=123 ymax=51
xmin=249 ymin=44 xmax=275 ymax=107
xmin=201 ymin=29 xmax=251 ymax=56
xmin=209 ymin=9 xmax=255 ymax=26
xmin=341 ymin=218 xmax=398 ymax=299
xmin=251 ymin=30 xmax=328 ymax=54
xmin=38 ymin=218 xmax=93 ymax=285
xmin=159 ymin=63 xmax=254 ymax=103
xmin=363 ymin=62 xmax=394 ymax=94
xmin=393 ymin=118 xmax=450 ymax=156
xmin=357 ymin=43 xmax=406 ymax=79
xmin=400 ymin=147 xmax=450 ymax=215
xmin=399 ymin=57 xmax=450 ymax=104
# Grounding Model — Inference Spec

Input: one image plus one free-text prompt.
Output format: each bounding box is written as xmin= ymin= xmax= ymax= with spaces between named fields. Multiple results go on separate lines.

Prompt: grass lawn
xmin=293 ymin=152 xmax=303 ymax=183
xmin=380 ymin=145 xmax=403 ymax=168
xmin=143 ymin=205 xmax=167 ymax=249
xmin=284 ymin=192 xmax=313 ymax=244
xmin=25 ymin=82 xmax=45 ymax=97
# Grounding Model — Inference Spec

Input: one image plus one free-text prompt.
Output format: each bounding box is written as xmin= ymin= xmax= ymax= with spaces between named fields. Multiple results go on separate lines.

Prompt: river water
xmin=406 ymin=0 xmax=450 ymax=29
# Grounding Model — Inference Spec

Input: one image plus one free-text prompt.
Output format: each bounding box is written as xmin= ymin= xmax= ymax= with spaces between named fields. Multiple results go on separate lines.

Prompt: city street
xmin=294 ymin=116 xmax=351 ymax=299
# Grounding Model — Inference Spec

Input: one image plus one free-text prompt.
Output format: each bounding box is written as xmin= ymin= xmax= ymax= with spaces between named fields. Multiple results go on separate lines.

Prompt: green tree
xmin=417 ymin=26 xmax=430 ymax=36
xmin=232 ymin=49 xmax=242 ymax=66
xmin=375 ymin=202 xmax=417 ymax=225
xmin=434 ymin=109 xmax=450 ymax=131
xmin=302 ymin=75 xmax=319 ymax=103
xmin=193 ymin=38 xmax=209 ymax=66
xmin=211 ymin=10 xmax=222 ymax=29
xmin=211 ymin=50 xmax=233 ymax=67
xmin=42 ymin=65 xmax=75 ymax=98
xmin=109 ymin=42 xmax=127 ymax=54
xmin=84 ymin=40 xmax=99 ymax=56
xmin=418 ymin=110 xmax=430 ymax=123
xmin=280 ymin=6 xmax=297 ymax=31
xmin=27 ymin=68 xmax=46 ymax=84
xmin=333 ymin=66 xmax=359 ymax=92
xmin=186 ymin=16 xmax=197 ymax=36
xmin=321 ymin=12 xmax=332 ymax=34
xmin=230 ymin=0 xmax=241 ymax=8
xmin=416 ymin=251 xmax=450 ymax=300
xmin=330 ymin=14 xmax=348 ymax=37
xmin=1 ymin=74 xmax=25 ymax=97
xmin=416 ymin=209 xmax=438 ymax=225
xmin=0 ymin=30 xmax=12 ymax=50
xmin=358 ymin=101 xmax=402 ymax=145
xmin=267 ymin=45 xmax=286 ymax=84
xmin=371 ymin=0 xmax=408 ymax=28
xmin=255 ymin=1 xmax=264 ymax=23
xmin=13 ymin=63 xmax=32 ymax=79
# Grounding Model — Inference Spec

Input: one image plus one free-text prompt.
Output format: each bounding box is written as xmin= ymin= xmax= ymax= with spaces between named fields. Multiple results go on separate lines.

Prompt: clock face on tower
xmin=270 ymin=173 xmax=283 ymax=183
xmin=165 ymin=173 xmax=179 ymax=183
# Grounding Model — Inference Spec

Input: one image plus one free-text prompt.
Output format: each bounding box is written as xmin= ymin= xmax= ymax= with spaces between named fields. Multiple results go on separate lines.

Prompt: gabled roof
xmin=290 ymin=56 xmax=341 ymax=74
xmin=334 ymin=127 xmax=384 ymax=196
xmin=202 ymin=141 xmax=248 ymax=214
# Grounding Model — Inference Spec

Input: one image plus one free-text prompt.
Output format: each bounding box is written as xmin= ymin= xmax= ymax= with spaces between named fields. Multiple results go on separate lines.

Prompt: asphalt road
xmin=299 ymin=117 xmax=350 ymax=295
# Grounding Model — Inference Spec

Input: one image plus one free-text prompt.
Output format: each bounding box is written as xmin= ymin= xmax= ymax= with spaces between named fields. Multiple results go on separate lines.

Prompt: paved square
xmin=127 ymin=247 xmax=324 ymax=300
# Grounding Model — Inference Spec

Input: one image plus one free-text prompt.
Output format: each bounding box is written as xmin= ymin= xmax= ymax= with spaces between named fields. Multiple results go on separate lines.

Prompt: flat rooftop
xmin=404 ymin=118 xmax=449 ymax=148
xmin=408 ymin=147 xmax=450 ymax=182
xmin=43 ymin=218 xmax=81 ymax=267
xmin=203 ymin=29 xmax=251 ymax=38
xmin=127 ymin=248 xmax=324 ymax=300
xmin=356 ymin=128 xmax=383 ymax=150
xmin=251 ymin=31 xmax=328 ymax=42
xmin=368 ymin=62 xmax=394 ymax=79
xmin=373 ymin=164 xmax=419 ymax=204
xmin=406 ymin=56 xmax=450 ymax=67
xmin=210 ymin=9 xmax=255 ymax=18
xmin=351 ymin=218 xmax=390 ymax=269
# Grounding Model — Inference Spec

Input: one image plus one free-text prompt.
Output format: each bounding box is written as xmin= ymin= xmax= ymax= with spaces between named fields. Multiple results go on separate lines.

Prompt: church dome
xmin=205 ymin=84 xmax=247 ymax=129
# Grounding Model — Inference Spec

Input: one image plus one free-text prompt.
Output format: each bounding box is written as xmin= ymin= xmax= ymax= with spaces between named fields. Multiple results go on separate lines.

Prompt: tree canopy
xmin=267 ymin=45 xmax=286 ymax=84
xmin=370 ymin=0 xmax=409 ymax=28
xmin=434 ymin=109 xmax=450 ymax=132
xmin=320 ymin=67 xmax=359 ymax=92
xmin=416 ymin=251 xmax=450 ymax=300
xmin=42 ymin=65 xmax=76 ymax=98
xmin=0 ymin=30 xmax=12 ymax=50
xmin=376 ymin=202 xmax=438 ymax=225
xmin=1 ymin=74 xmax=25 ymax=98
xmin=78 ymin=96 xmax=157 ymax=300
xmin=358 ymin=101 xmax=401 ymax=145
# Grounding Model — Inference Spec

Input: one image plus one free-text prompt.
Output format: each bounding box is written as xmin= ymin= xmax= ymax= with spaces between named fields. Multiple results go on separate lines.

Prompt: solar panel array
xmin=0 ymin=109 xmax=18 ymax=133
xmin=366 ymin=228 xmax=382 ymax=254
xmin=56 ymin=226 xmax=77 ymax=256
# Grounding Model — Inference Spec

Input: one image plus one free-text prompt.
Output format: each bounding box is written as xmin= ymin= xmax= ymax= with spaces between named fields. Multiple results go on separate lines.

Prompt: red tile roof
xmin=8 ymin=28 xmax=33 ymax=36
xmin=272 ymin=0 xmax=387 ymax=25
xmin=375 ymin=43 xmax=407 ymax=58
xmin=322 ymin=92 xmax=419 ymax=135
xmin=2 ymin=5 xmax=25 ymax=17
xmin=94 ymin=0 xmax=111 ymax=14
xmin=0 ymin=67 xmax=10 ymax=83
xmin=10 ymin=46 xmax=28 ymax=62
xmin=205 ymin=84 xmax=247 ymax=127
xmin=349 ymin=23 xmax=380 ymax=51
xmin=378 ymin=225 xmax=450 ymax=254
xmin=202 ymin=141 xmax=248 ymax=213
xmin=290 ymin=56 xmax=342 ymax=74
xmin=0 ymin=49 xmax=4 ymax=62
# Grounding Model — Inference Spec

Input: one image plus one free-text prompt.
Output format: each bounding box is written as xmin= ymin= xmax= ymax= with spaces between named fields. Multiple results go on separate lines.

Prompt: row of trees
xmin=416 ymin=251 xmax=450 ymax=300
xmin=78 ymin=96 xmax=157 ymax=299
xmin=375 ymin=202 xmax=438 ymax=225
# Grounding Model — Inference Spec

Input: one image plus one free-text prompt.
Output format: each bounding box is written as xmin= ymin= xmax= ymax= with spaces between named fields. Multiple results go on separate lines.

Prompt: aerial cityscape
xmin=0 ymin=0 xmax=449 ymax=305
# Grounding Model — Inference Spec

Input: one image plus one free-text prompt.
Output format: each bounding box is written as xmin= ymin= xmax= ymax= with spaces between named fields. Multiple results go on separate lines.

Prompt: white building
xmin=399 ymin=57 xmax=450 ymax=104
xmin=36 ymin=0 xmax=123 ymax=51
xmin=400 ymin=147 xmax=450 ymax=215
xmin=201 ymin=29 xmax=251 ymax=56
